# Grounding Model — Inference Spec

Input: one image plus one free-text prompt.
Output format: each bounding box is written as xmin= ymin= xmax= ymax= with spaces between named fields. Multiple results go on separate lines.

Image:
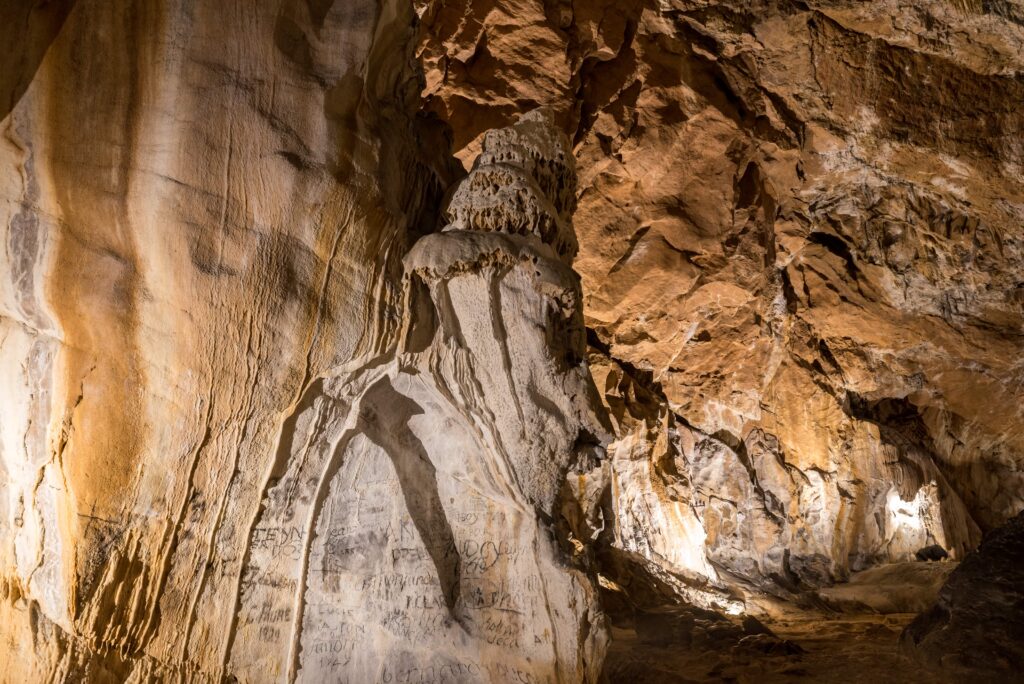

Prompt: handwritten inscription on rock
xmin=224 ymin=111 xmax=606 ymax=683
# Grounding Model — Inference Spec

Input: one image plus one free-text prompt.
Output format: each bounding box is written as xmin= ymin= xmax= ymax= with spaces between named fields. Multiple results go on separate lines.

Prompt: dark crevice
xmin=807 ymin=231 xmax=859 ymax=280
xmin=779 ymin=267 xmax=801 ymax=313
xmin=402 ymin=274 xmax=438 ymax=354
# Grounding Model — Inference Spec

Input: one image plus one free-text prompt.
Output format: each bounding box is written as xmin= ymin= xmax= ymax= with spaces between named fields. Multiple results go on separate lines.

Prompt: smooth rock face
xmin=0 ymin=1 xmax=459 ymax=680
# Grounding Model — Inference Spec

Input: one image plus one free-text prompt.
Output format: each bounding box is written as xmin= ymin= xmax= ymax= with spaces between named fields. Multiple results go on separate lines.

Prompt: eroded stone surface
xmin=416 ymin=0 xmax=1024 ymax=602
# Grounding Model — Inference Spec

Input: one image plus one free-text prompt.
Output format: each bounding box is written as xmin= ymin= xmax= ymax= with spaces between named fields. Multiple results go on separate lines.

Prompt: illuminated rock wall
xmin=2 ymin=0 xmax=1023 ymax=681
xmin=415 ymin=0 xmax=1023 ymax=600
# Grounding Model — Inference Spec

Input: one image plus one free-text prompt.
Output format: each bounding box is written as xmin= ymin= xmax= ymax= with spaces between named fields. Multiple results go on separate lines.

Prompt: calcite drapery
xmin=229 ymin=109 xmax=609 ymax=683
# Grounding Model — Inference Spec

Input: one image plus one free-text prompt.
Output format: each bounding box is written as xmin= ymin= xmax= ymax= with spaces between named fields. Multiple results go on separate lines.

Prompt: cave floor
xmin=602 ymin=611 xmax=938 ymax=683
xmin=600 ymin=560 xmax=960 ymax=682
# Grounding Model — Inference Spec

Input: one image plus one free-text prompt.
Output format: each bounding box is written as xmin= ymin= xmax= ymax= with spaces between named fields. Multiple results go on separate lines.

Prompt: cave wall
xmin=0 ymin=0 xmax=456 ymax=679
xmin=1 ymin=0 xmax=1023 ymax=681
xmin=415 ymin=0 xmax=1024 ymax=593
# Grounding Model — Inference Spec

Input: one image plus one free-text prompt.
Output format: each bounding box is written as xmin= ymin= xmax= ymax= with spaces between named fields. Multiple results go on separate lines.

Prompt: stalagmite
xmin=230 ymin=108 xmax=609 ymax=683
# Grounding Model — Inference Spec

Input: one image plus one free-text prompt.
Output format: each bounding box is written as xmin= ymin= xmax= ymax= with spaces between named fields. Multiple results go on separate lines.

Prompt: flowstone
xmin=228 ymin=110 xmax=610 ymax=683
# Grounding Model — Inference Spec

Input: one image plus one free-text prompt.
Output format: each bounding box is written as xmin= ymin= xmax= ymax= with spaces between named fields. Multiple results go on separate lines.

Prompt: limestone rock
xmin=902 ymin=510 xmax=1024 ymax=679
xmin=816 ymin=561 xmax=956 ymax=614
xmin=417 ymin=0 xmax=1024 ymax=598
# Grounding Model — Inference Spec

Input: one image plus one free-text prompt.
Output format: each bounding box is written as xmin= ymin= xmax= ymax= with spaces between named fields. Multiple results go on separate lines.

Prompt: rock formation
xmin=0 ymin=7 xmax=607 ymax=670
xmin=0 ymin=1 xmax=456 ymax=680
xmin=226 ymin=108 xmax=610 ymax=684
xmin=903 ymin=510 xmax=1024 ymax=679
xmin=417 ymin=0 xmax=1024 ymax=600
xmin=2 ymin=0 xmax=1023 ymax=682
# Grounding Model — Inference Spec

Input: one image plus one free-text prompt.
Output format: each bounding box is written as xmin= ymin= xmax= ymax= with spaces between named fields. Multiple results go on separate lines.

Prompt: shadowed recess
xmin=0 ymin=0 xmax=78 ymax=119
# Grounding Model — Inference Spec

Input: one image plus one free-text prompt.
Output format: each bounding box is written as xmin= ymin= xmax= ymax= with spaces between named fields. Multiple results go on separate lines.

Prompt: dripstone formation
xmin=228 ymin=109 xmax=609 ymax=683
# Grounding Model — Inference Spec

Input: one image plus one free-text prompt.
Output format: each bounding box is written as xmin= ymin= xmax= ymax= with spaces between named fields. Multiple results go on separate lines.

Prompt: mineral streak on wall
xmin=0 ymin=0 xmax=458 ymax=680
xmin=0 ymin=0 xmax=608 ymax=675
